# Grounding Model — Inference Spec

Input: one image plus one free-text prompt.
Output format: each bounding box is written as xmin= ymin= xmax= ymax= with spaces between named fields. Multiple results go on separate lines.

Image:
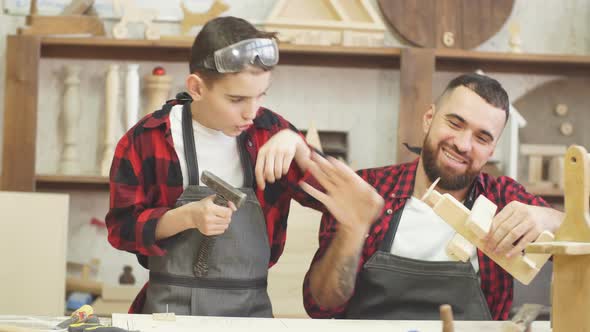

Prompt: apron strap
xmin=180 ymin=101 xmax=255 ymax=188
xmin=237 ymin=132 xmax=255 ymax=188
xmin=182 ymin=102 xmax=200 ymax=186
xmin=379 ymin=207 xmax=404 ymax=252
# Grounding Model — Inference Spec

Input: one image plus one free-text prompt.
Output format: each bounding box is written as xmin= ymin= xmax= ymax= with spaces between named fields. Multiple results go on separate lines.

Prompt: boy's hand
xmin=255 ymin=129 xmax=310 ymax=190
xmin=181 ymin=195 xmax=237 ymax=236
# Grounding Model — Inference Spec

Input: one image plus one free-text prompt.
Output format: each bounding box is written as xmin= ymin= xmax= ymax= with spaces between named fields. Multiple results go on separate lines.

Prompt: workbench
xmin=112 ymin=314 xmax=552 ymax=332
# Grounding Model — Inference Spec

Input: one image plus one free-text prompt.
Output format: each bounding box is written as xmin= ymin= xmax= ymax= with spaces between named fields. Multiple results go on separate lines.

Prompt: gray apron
xmin=345 ymin=200 xmax=492 ymax=320
xmin=142 ymin=103 xmax=273 ymax=317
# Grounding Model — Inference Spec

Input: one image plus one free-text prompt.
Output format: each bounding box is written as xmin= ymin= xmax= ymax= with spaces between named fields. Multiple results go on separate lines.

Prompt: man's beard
xmin=421 ymin=135 xmax=479 ymax=191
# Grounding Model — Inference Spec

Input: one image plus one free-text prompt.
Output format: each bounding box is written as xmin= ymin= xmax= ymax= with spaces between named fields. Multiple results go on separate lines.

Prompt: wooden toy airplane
xmin=421 ymin=178 xmax=554 ymax=285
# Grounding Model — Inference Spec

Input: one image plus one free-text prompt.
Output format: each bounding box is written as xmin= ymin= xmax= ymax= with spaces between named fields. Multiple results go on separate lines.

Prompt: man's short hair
xmin=439 ymin=73 xmax=510 ymax=123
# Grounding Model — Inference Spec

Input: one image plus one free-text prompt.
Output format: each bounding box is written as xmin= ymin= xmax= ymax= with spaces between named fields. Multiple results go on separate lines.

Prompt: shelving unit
xmin=37 ymin=37 xmax=590 ymax=73
xmin=3 ymin=35 xmax=590 ymax=200
xmin=35 ymin=174 xmax=109 ymax=191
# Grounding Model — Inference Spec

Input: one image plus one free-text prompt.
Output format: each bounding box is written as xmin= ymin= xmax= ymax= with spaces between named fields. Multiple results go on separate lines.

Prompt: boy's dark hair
xmin=438 ymin=73 xmax=510 ymax=123
xmin=189 ymin=16 xmax=278 ymax=85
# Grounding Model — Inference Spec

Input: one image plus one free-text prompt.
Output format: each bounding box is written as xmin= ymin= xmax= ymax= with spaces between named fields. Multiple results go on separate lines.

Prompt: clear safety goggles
xmin=202 ymin=38 xmax=279 ymax=73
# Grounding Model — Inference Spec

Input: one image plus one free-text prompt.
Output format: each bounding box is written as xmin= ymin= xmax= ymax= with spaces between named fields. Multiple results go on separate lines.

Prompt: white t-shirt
xmin=390 ymin=197 xmax=479 ymax=273
xmin=169 ymin=104 xmax=245 ymax=188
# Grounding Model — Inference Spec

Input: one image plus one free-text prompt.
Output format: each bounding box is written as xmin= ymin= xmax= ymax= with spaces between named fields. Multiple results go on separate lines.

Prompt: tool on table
xmin=193 ymin=170 xmax=247 ymax=277
xmin=55 ymin=305 xmax=94 ymax=329
xmin=66 ymin=316 xmax=99 ymax=332
xmin=68 ymin=322 xmax=137 ymax=332
xmin=501 ymin=304 xmax=543 ymax=332
xmin=54 ymin=305 xmax=137 ymax=332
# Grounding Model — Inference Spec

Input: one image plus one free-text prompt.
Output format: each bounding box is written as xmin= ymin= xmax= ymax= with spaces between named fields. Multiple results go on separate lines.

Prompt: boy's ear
xmin=186 ymin=73 xmax=206 ymax=101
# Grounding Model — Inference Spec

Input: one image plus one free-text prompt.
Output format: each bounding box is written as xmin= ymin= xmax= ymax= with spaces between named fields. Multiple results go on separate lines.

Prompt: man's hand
xmin=255 ymin=129 xmax=310 ymax=190
xmin=301 ymin=152 xmax=383 ymax=309
xmin=300 ymin=152 xmax=384 ymax=233
xmin=484 ymin=201 xmax=563 ymax=258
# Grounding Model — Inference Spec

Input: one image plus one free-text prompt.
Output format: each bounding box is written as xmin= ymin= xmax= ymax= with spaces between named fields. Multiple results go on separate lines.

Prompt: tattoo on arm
xmin=336 ymin=255 xmax=359 ymax=300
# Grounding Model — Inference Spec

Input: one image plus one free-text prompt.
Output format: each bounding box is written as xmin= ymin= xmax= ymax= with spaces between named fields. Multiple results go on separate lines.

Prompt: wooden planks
xmin=558 ymin=146 xmax=590 ymax=242
xmin=0 ymin=191 xmax=69 ymax=316
xmin=377 ymin=0 xmax=435 ymax=47
xmin=19 ymin=15 xmax=105 ymax=36
xmin=397 ymin=48 xmax=435 ymax=163
xmin=112 ymin=314 xmax=553 ymax=332
xmin=377 ymin=0 xmax=514 ymax=49
xmin=436 ymin=0 xmax=461 ymax=48
xmin=21 ymin=36 xmax=590 ymax=76
xmin=1 ymin=36 xmax=40 ymax=192
xmin=549 ymin=146 xmax=590 ymax=332
xmin=524 ymin=145 xmax=590 ymax=332
xmin=552 ymin=255 xmax=590 ymax=332
xmin=527 ymin=241 xmax=590 ymax=255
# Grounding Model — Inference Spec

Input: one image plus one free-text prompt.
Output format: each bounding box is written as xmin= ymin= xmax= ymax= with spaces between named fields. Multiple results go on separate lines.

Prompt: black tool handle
xmin=193 ymin=195 xmax=228 ymax=277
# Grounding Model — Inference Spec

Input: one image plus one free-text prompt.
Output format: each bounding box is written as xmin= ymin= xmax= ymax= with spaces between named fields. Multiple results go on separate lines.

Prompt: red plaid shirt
xmin=303 ymin=160 xmax=549 ymax=320
xmin=105 ymin=95 xmax=321 ymax=313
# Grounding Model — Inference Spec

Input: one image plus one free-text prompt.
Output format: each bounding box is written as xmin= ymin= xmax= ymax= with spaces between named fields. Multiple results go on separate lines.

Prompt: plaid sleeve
xmin=282 ymin=156 xmax=325 ymax=211
xmin=273 ymin=117 xmax=325 ymax=211
xmin=105 ymin=133 xmax=169 ymax=257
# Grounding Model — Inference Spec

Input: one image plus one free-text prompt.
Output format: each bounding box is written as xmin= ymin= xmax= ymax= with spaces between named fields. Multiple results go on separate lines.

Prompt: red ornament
xmin=152 ymin=66 xmax=166 ymax=76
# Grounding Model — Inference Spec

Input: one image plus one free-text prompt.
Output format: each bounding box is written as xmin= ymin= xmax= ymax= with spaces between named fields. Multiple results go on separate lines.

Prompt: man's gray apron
xmin=345 ymin=198 xmax=492 ymax=320
xmin=143 ymin=103 xmax=273 ymax=317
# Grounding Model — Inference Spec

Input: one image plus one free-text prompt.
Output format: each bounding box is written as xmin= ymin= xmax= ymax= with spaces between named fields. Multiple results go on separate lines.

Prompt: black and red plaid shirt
xmin=105 ymin=95 xmax=321 ymax=313
xmin=303 ymin=160 xmax=549 ymax=320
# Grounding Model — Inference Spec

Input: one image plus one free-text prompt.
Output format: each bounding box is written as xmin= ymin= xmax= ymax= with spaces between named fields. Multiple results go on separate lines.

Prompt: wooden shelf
xmin=4 ymin=34 xmax=590 ymax=192
xmin=37 ymin=37 xmax=590 ymax=74
xmin=40 ymin=37 xmax=401 ymax=68
xmin=435 ymin=48 xmax=590 ymax=75
xmin=35 ymin=174 xmax=109 ymax=191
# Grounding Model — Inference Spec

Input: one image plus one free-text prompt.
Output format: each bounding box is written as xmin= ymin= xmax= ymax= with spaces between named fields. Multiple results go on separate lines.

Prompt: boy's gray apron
xmin=345 ymin=198 xmax=492 ymax=320
xmin=143 ymin=103 xmax=272 ymax=317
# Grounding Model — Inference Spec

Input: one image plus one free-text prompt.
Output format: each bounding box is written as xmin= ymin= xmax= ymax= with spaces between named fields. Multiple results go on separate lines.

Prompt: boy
xmin=105 ymin=16 xmax=322 ymax=317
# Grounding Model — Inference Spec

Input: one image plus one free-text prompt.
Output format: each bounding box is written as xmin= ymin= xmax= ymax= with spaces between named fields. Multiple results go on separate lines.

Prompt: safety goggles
xmin=202 ymin=38 xmax=279 ymax=73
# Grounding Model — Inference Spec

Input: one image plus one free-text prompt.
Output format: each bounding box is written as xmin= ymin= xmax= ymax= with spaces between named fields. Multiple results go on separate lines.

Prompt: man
xmin=300 ymin=74 xmax=564 ymax=320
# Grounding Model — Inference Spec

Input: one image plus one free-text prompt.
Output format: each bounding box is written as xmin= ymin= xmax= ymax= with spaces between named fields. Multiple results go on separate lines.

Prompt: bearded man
xmin=299 ymin=73 xmax=564 ymax=321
